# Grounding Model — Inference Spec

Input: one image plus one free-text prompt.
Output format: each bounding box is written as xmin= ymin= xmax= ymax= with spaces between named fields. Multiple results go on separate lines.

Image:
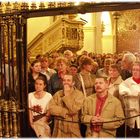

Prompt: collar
xmin=97 ymin=94 xmax=108 ymax=101
xmin=132 ymin=77 xmax=140 ymax=84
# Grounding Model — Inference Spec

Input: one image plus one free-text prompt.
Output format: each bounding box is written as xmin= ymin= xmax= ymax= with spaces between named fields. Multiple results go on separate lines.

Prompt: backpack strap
xmin=79 ymin=73 xmax=87 ymax=98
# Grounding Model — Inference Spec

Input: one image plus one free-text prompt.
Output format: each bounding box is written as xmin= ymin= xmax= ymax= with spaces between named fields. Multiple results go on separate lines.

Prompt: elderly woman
xmin=121 ymin=52 xmax=136 ymax=80
xmin=96 ymin=58 xmax=114 ymax=77
xmin=119 ymin=61 xmax=140 ymax=137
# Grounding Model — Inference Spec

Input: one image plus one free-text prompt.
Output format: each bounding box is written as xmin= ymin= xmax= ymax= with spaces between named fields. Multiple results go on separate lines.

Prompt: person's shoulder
xmin=73 ymin=73 xmax=80 ymax=79
xmin=49 ymin=68 xmax=56 ymax=73
xmin=74 ymin=88 xmax=85 ymax=98
xmin=108 ymin=94 xmax=121 ymax=103
xmin=74 ymin=88 xmax=83 ymax=94
xmin=97 ymin=68 xmax=104 ymax=72
xmin=39 ymin=72 xmax=47 ymax=77
xmin=85 ymin=94 xmax=96 ymax=101
xmin=28 ymin=92 xmax=35 ymax=98
xmin=50 ymin=72 xmax=58 ymax=79
xmin=121 ymin=77 xmax=132 ymax=83
xmin=52 ymin=90 xmax=63 ymax=97
xmin=45 ymin=92 xmax=53 ymax=98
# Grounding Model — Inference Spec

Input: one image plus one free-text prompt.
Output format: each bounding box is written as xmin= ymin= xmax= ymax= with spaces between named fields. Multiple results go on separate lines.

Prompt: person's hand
xmin=122 ymin=92 xmax=128 ymax=97
xmin=91 ymin=116 xmax=99 ymax=125
xmin=90 ymin=115 xmax=103 ymax=126
xmin=46 ymin=111 xmax=50 ymax=122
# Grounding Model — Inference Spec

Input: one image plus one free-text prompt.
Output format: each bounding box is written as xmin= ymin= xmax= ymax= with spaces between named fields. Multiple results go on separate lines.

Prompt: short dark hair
xmin=36 ymin=54 xmax=42 ymax=59
xmin=109 ymin=64 xmax=121 ymax=74
xmin=63 ymin=71 xmax=74 ymax=81
xmin=70 ymin=64 xmax=78 ymax=69
xmin=31 ymin=59 xmax=40 ymax=67
xmin=35 ymin=75 xmax=47 ymax=86
xmin=95 ymin=74 xmax=108 ymax=81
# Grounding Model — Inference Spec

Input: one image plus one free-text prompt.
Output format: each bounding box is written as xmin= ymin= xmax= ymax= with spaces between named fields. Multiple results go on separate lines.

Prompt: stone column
xmin=93 ymin=12 xmax=102 ymax=54
xmin=112 ymin=12 xmax=121 ymax=53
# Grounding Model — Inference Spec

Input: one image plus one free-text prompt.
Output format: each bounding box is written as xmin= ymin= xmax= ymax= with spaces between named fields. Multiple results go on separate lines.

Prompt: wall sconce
xmin=112 ymin=11 xmax=121 ymax=20
xmin=101 ymin=21 xmax=105 ymax=32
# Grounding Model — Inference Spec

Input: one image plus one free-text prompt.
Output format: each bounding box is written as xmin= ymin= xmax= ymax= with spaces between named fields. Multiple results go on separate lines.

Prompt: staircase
xmin=28 ymin=17 xmax=85 ymax=58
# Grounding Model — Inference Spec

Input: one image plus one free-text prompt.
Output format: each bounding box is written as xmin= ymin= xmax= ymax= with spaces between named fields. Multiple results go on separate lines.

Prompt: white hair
xmin=64 ymin=50 xmax=73 ymax=57
xmin=123 ymin=52 xmax=136 ymax=64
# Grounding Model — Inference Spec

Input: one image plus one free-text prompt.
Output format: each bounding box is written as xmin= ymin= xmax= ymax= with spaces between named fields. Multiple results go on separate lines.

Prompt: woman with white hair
xmin=63 ymin=49 xmax=76 ymax=65
xmin=121 ymin=52 xmax=136 ymax=80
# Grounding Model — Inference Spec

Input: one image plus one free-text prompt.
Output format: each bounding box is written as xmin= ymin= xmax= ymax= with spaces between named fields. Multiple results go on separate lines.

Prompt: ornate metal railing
xmin=0 ymin=13 xmax=28 ymax=137
xmin=0 ymin=99 xmax=18 ymax=137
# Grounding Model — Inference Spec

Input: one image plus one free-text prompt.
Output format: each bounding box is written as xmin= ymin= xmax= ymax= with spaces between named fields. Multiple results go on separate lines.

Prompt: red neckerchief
xmin=91 ymin=94 xmax=108 ymax=133
xmin=133 ymin=77 xmax=140 ymax=84
xmin=95 ymin=94 xmax=108 ymax=115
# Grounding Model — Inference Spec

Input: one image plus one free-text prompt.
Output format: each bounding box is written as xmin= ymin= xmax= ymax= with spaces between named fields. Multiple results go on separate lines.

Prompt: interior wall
xmin=77 ymin=13 xmax=95 ymax=54
xmin=89 ymin=12 xmax=115 ymax=54
xmin=77 ymin=26 xmax=96 ymax=54
xmin=78 ymin=12 xmax=104 ymax=54
xmin=117 ymin=10 xmax=140 ymax=53
xmin=101 ymin=12 xmax=114 ymax=54
xmin=27 ymin=12 xmax=114 ymax=54
xmin=102 ymin=35 xmax=114 ymax=53
xmin=27 ymin=17 xmax=52 ymax=44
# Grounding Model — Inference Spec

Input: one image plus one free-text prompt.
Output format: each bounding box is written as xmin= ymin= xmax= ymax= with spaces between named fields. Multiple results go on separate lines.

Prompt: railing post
xmin=15 ymin=15 xmax=29 ymax=137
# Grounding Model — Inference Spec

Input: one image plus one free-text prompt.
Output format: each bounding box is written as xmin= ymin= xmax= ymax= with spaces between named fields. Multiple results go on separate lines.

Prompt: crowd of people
xmin=27 ymin=49 xmax=140 ymax=138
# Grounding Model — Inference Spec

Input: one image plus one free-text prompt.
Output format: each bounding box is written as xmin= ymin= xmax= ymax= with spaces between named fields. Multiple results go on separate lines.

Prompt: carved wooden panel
xmin=117 ymin=10 xmax=140 ymax=53
xmin=28 ymin=18 xmax=85 ymax=57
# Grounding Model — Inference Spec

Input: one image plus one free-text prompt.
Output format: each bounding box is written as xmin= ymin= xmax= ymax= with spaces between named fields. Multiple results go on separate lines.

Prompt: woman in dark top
xmin=28 ymin=59 xmax=48 ymax=93
xmin=48 ymin=56 xmax=69 ymax=95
